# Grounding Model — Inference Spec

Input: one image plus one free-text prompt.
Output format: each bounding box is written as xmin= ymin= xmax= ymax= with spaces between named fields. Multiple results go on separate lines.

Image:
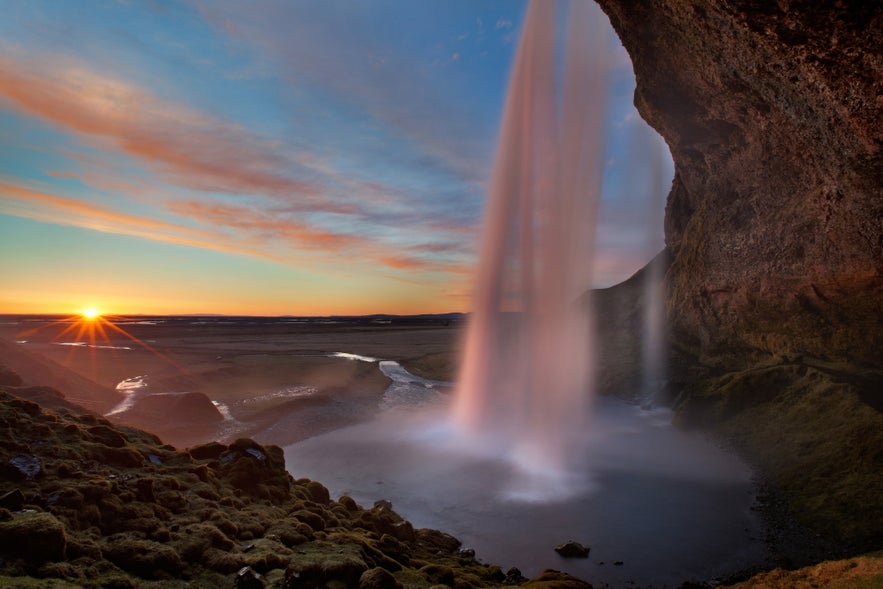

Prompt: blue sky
xmin=0 ymin=0 xmax=671 ymax=316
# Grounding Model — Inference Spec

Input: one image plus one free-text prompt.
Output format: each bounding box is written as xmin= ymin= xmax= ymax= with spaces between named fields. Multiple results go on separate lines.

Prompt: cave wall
xmin=595 ymin=0 xmax=882 ymax=370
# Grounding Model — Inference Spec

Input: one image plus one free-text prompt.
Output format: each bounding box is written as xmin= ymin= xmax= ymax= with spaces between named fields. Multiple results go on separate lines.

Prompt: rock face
xmin=595 ymin=0 xmax=882 ymax=370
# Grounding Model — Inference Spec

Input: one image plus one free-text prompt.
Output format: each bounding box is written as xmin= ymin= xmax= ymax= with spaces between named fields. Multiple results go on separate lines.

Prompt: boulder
xmin=554 ymin=540 xmax=590 ymax=558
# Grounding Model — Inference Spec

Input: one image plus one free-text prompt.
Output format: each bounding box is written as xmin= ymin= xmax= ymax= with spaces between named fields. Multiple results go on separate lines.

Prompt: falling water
xmin=640 ymin=131 xmax=670 ymax=403
xmin=453 ymin=0 xmax=610 ymax=496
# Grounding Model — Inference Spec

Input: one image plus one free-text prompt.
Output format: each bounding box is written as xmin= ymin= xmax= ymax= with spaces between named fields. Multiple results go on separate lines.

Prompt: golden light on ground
xmin=82 ymin=308 xmax=100 ymax=320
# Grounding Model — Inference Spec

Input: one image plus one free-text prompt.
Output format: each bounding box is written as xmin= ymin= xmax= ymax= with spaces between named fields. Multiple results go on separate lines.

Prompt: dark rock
xmin=236 ymin=565 xmax=265 ymax=589
xmin=188 ymin=441 xmax=227 ymax=460
xmin=0 ymin=511 xmax=67 ymax=562
xmin=595 ymin=0 xmax=882 ymax=369
xmin=503 ymin=567 xmax=527 ymax=585
xmin=0 ymin=489 xmax=24 ymax=511
xmin=457 ymin=547 xmax=476 ymax=559
xmin=374 ymin=499 xmax=393 ymax=511
xmin=3 ymin=454 xmax=42 ymax=480
xmin=613 ymin=561 xmax=624 ymax=566
xmin=359 ymin=567 xmax=403 ymax=589
xmin=554 ymin=540 xmax=590 ymax=558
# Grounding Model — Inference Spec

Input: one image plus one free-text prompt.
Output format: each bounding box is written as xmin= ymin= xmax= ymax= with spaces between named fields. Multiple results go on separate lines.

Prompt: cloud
xmin=0 ymin=180 xmax=472 ymax=281
xmin=495 ymin=18 xmax=513 ymax=29
xmin=0 ymin=182 xmax=284 ymax=262
xmin=166 ymin=199 xmax=472 ymax=277
xmin=0 ymin=54 xmax=328 ymax=206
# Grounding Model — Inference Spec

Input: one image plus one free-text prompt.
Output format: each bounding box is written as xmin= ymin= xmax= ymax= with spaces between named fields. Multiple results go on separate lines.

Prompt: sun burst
xmin=82 ymin=308 xmax=100 ymax=320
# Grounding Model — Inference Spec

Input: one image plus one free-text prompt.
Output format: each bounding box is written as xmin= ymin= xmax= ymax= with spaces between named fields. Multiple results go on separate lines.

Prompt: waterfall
xmin=452 ymin=0 xmax=610 ymax=496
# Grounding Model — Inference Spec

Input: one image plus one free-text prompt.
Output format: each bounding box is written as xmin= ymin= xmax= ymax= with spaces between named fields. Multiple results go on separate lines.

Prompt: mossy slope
xmin=674 ymin=358 xmax=883 ymax=556
xmin=0 ymin=389 xmax=591 ymax=588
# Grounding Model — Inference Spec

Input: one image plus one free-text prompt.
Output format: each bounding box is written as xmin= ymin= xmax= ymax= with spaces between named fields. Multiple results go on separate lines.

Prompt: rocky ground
xmin=3 ymin=350 xmax=883 ymax=588
xmin=0 ymin=382 xmax=599 ymax=589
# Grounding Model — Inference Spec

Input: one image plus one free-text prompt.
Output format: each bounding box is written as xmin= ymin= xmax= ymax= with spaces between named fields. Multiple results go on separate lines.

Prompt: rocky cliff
xmin=596 ymin=0 xmax=882 ymax=369
xmin=593 ymin=0 xmax=883 ymax=553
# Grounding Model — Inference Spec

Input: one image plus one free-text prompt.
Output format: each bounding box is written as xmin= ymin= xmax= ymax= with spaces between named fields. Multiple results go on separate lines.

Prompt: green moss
xmin=0 ymin=511 xmax=67 ymax=562
xmin=676 ymin=361 xmax=883 ymax=549
xmin=0 ymin=576 xmax=81 ymax=588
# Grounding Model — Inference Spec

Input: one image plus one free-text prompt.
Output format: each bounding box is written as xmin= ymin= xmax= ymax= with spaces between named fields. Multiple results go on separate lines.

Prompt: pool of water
xmin=284 ymin=365 xmax=768 ymax=587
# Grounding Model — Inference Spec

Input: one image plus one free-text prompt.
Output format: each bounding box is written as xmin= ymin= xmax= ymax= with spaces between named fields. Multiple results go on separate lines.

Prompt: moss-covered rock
xmin=0 ymin=511 xmax=67 ymax=562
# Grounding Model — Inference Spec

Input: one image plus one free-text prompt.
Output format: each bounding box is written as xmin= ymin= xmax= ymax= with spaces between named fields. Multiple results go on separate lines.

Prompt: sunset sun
xmin=82 ymin=308 xmax=100 ymax=320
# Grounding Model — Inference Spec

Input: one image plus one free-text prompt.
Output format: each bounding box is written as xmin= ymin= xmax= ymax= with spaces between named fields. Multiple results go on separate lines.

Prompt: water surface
xmin=284 ymin=365 xmax=767 ymax=588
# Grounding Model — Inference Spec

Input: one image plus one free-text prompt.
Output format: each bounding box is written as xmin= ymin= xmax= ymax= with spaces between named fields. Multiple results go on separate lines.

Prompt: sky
xmin=0 ymin=0 xmax=672 ymax=317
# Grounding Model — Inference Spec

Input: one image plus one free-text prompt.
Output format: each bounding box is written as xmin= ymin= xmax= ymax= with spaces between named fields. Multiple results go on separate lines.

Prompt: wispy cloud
xmin=0 ymin=54 xmax=326 ymax=206
xmin=1 ymin=179 xmax=472 ymax=281
xmin=0 ymin=182 xmax=282 ymax=262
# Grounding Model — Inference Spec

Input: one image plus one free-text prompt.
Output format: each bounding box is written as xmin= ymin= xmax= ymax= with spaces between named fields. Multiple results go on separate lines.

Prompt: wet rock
xmin=0 ymin=489 xmax=24 ymax=511
xmin=0 ymin=511 xmax=67 ymax=562
xmin=554 ymin=540 xmax=590 ymax=558
xmin=236 ymin=565 xmax=265 ymax=589
xmin=359 ymin=566 xmax=402 ymax=589
xmin=4 ymin=454 xmax=42 ymax=480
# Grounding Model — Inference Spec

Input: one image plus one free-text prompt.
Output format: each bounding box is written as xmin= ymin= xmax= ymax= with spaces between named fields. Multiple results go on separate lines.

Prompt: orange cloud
xmin=0 ymin=182 xmax=287 ymax=263
xmin=167 ymin=199 xmax=362 ymax=251
xmin=0 ymin=55 xmax=322 ymax=204
xmin=168 ymin=198 xmax=470 ymax=277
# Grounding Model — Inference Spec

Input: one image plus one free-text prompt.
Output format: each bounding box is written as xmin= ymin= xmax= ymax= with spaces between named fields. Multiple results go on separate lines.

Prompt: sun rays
xmin=15 ymin=311 xmax=181 ymax=380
